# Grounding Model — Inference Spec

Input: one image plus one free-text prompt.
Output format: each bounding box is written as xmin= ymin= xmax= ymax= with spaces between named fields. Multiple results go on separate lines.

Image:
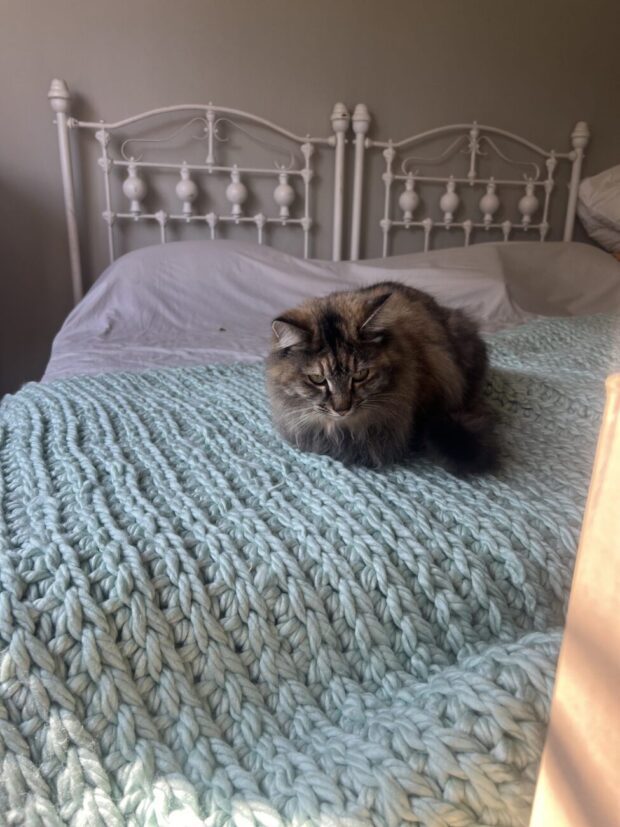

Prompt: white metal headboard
xmin=348 ymin=104 xmax=590 ymax=260
xmin=49 ymin=80 xmax=591 ymax=304
xmin=48 ymin=79 xmax=350 ymax=306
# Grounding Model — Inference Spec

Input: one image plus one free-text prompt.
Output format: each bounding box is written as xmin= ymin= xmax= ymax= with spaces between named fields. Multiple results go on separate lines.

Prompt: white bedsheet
xmin=43 ymin=240 xmax=620 ymax=382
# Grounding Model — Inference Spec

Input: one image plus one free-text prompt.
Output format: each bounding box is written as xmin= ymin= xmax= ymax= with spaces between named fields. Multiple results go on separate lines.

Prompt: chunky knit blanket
xmin=0 ymin=314 xmax=617 ymax=827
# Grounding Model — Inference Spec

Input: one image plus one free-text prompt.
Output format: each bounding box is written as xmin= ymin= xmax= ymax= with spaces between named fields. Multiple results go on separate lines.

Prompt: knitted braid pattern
xmin=0 ymin=314 xmax=617 ymax=827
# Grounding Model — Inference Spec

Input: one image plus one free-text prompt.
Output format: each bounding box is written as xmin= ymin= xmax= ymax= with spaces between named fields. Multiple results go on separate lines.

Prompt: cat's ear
xmin=360 ymin=292 xmax=394 ymax=338
xmin=272 ymin=317 xmax=309 ymax=350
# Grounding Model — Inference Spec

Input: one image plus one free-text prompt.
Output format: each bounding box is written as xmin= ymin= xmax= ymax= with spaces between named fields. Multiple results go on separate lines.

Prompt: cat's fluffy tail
xmin=426 ymin=406 xmax=498 ymax=476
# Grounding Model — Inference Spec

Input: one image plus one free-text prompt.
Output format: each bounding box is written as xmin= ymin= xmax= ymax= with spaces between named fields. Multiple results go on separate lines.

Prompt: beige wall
xmin=1 ymin=0 xmax=619 ymax=395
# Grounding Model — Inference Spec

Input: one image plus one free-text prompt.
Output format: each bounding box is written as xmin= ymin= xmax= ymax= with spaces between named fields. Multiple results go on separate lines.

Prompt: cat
xmin=265 ymin=281 xmax=498 ymax=473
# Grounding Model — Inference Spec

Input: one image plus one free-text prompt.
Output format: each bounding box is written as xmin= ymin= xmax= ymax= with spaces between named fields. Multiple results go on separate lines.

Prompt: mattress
xmin=2 ymin=313 xmax=618 ymax=826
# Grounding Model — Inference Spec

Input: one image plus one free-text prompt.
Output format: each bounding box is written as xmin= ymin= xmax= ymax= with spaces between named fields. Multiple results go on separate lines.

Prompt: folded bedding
xmin=2 ymin=313 xmax=618 ymax=826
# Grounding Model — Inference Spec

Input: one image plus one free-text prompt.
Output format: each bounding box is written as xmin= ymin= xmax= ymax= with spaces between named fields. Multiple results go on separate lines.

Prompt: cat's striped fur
xmin=266 ymin=282 xmax=497 ymax=473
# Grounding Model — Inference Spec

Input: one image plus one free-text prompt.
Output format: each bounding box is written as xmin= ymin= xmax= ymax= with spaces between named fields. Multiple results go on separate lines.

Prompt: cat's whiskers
xmin=278 ymin=407 xmax=319 ymax=432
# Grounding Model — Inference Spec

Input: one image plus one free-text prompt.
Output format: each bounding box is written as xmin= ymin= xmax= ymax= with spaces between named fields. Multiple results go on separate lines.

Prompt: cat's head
xmin=267 ymin=287 xmax=404 ymax=422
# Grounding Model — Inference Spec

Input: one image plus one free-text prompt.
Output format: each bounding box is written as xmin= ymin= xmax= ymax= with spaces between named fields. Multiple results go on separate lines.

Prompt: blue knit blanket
xmin=1 ymin=314 xmax=617 ymax=827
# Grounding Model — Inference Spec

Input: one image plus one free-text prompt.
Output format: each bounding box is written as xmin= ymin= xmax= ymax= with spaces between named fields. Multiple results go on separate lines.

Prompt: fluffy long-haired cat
xmin=266 ymin=282 xmax=497 ymax=473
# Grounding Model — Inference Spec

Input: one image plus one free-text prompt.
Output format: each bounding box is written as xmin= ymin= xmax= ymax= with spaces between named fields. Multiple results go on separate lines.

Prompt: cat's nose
xmin=331 ymin=399 xmax=352 ymax=416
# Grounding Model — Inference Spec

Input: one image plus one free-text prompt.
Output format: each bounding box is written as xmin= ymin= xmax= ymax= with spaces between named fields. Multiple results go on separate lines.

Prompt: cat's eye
xmin=352 ymin=368 xmax=369 ymax=382
xmin=307 ymin=373 xmax=326 ymax=385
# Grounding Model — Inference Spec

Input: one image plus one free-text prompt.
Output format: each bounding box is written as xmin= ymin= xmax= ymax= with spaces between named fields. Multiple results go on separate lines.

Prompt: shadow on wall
xmin=0 ymin=176 xmax=73 ymax=396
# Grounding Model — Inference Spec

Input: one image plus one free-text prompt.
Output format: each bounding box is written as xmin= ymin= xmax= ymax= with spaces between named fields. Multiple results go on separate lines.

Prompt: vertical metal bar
xmin=155 ymin=211 xmax=168 ymax=244
xmin=330 ymin=103 xmax=350 ymax=262
xmin=206 ymin=213 xmax=216 ymax=239
xmin=381 ymin=143 xmax=395 ymax=257
xmin=563 ymin=122 xmax=589 ymax=241
xmin=463 ymin=219 xmax=472 ymax=247
xmin=255 ymin=214 xmax=265 ymax=246
xmin=48 ymin=79 xmax=83 ymax=305
xmin=350 ymin=104 xmax=370 ymax=261
xmin=301 ymin=142 xmax=314 ymax=260
xmin=423 ymin=218 xmax=432 ymax=252
xmin=467 ymin=124 xmax=479 ymax=183
xmin=540 ymin=153 xmax=556 ymax=241
xmin=96 ymin=128 xmax=115 ymax=263
xmin=206 ymin=105 xmax=215 ymax=165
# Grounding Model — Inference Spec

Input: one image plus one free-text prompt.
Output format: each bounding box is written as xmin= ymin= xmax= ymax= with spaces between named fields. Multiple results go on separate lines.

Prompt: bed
xmin=1 ymin=81 xmax=619 ymax=826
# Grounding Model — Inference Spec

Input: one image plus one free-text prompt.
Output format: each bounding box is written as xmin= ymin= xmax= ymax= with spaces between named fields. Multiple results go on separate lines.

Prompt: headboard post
xmin=350 ymin=104 xmax=371 ymax=261
xmin=330 ymin=103 xmax=350 ymax=262
xmin=48 ymin=79 xmax=83 ymax=304
xmin=563 ymin=121 xmax=590 ymax=241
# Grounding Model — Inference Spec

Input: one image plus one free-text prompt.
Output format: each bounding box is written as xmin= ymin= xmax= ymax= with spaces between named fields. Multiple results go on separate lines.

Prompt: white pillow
xmin=46 ymin=242 xmax=355 ymax=380
xmin=358 ymin=240 xmax=620 ymax=316
xmin=353 ymin=241 xmax=620 ymax=318
xmin=578 ymin=165 xmax=620 ymax=252
xmin=493 ymin=241 xmax=620 ymax=315
xmin=344 ymin=243 xmax=530 ymax=331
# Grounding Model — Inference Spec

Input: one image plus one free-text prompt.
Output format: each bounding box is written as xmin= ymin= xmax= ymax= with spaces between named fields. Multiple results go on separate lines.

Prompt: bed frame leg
xmin=563 ymin=121 xmax=590 ymax=242
xmin=48 ymin=79 xmax=83 ymax=305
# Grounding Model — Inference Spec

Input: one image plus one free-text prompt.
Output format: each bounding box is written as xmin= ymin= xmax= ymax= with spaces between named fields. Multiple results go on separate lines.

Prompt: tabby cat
xmin=266 ymin=282 xmax=497 ymax=473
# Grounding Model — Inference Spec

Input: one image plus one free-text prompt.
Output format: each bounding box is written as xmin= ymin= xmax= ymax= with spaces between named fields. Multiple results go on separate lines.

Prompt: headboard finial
xmin=571 ymin=121 xmax=590 ymax=150
xmin=352 ymin=103 xmax=370 ymax=135
xmin=330 ymin=102 xmax=350 ymax=133
xmin=48 ymin=78 xmax=71 ymax=114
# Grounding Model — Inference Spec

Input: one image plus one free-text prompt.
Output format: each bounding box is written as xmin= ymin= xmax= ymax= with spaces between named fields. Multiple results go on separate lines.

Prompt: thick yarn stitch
xmin=0 ymin=315 xmax=618 ymax=827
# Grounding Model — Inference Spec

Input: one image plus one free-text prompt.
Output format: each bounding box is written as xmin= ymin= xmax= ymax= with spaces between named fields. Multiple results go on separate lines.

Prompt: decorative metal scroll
xmin=349 ymin=114 xmax=590 ymax=259
xmin=49 ymin=77 xmax=351 ymax=302
xmin=90 ymin=105 xmax=332 ymax=262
